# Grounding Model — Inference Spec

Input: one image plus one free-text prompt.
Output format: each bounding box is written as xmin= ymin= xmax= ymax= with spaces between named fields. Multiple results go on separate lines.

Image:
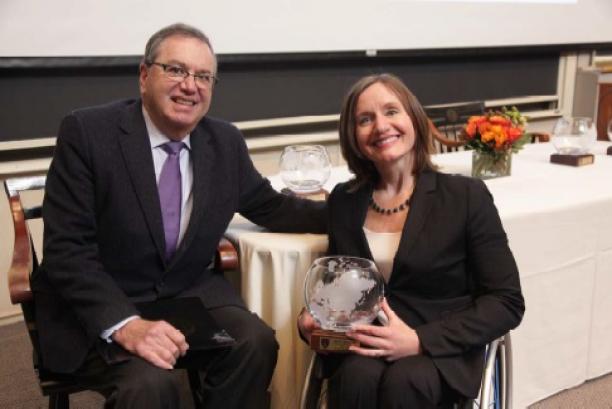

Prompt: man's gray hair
xmin=143 ymin=23 xmax=216 ymax=70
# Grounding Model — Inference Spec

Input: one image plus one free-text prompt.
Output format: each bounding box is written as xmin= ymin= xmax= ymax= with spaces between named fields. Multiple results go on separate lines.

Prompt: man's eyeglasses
xmin=147 ymin=62 xmax=218 ymax=88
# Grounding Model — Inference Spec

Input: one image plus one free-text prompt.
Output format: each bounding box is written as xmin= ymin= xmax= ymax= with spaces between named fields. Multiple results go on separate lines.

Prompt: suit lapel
xmin=117 ymin=101 xmax=166 ymax=262
xmin=354 ymin=183 xmax=375 ymax=260
xmin=397 ymin=170 xmax=437 ymax=258
xmin=171 ymin=122 xmax=214 ymax=262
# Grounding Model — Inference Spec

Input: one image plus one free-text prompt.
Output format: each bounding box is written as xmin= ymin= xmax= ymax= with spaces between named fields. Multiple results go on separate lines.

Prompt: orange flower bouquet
xmin=463 ymin=107 xmax=531 ymax=179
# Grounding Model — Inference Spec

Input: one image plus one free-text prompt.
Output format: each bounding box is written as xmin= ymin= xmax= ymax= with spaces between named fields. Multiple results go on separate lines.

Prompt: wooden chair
xmin=299 ymin=333 xmax=514 ymax=409
xmin=3 ymin=175 xmax=239 ymax=409
xmin=425 ymin=101 xmax=486 ymax=153
xmin=425 ymin=102 xmax=550 ymax=153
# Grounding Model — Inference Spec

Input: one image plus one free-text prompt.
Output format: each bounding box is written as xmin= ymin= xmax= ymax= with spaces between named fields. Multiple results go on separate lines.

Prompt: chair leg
xmin=48 ymin=392 xmax=69 ymax=409
xmin=187 ymin=369 xmax=204 ymax=409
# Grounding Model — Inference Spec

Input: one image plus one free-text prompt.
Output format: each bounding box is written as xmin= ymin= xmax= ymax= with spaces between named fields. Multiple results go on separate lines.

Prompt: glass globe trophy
xmin=304 ymin=256 xmax=385 ymax=352
xmin=279 ymin=145 xmax=331 ymax=200
xmin=550 ymin=117 xmax=596 ymax=166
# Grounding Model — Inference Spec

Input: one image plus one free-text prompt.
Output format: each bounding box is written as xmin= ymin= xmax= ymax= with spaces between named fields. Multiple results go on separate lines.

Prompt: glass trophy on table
xmin=304 ymin=256 xmax=385 ymax=353
xmin=279 ymin=145 xmax=331 ymax=200
xmin=550 ymin=117 xmax=596 ymax=166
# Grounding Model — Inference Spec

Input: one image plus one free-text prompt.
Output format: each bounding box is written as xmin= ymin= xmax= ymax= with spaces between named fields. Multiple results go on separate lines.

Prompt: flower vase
xmin=471 ymin=150 xmax=512 ymax=179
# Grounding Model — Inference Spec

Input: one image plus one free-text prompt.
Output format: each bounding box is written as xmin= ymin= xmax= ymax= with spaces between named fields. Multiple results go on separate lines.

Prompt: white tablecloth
xmin=226 ymin=142 xmax=612 ymax=409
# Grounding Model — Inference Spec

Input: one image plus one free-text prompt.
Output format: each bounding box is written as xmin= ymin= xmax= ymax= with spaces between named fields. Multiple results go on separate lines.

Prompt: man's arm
xmin=233 ymin=133 xmax=327 ymax=233
xmin=42 ymin=114 xmax=139 ymax=335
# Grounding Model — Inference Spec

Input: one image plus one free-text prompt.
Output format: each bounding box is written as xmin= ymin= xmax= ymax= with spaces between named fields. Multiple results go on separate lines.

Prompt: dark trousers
xmin=75 ymin=305 xmax=278 ymax=409
xmin=326 ymin=354 xmax=457 ymax=409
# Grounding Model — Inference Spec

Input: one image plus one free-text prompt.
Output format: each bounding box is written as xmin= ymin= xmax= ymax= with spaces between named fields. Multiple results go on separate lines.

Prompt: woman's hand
xmin=346 ymin=298 xmax=422 ymax=361
xmin=297 ymin=308 xmax=320 ymax=344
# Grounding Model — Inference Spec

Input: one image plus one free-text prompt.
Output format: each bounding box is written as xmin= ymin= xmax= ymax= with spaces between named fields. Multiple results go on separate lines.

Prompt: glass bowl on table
xmin=551 ymin=117 xmax=596 ymax=155
xmin=550 ymin=117 xmax=597 ymax=166
xmin=279 ymin=144 xmax=331 ymax=199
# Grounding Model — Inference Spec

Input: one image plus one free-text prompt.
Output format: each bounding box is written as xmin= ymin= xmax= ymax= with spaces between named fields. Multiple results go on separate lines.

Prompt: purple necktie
xmin=158 ymin=141 xmax=185 ymax=261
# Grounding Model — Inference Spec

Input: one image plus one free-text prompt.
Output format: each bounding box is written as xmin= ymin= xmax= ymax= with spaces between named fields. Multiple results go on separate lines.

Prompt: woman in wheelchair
xmin=297 ymin=74 xmax=524 ymax=409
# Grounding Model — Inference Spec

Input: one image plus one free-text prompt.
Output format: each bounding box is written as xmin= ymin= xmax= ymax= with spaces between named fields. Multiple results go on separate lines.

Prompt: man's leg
xmin=74 ymin=351 xmax=183 ymax=409
xmin=201 ymin=305 xmax=278 ymax=409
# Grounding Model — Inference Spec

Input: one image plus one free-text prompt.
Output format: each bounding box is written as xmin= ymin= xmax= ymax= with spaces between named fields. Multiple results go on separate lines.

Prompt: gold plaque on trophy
xmin=310 ymin=329 xmax=359 ymax=353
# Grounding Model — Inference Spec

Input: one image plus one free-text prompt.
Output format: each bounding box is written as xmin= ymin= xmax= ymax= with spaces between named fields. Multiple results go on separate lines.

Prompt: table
xmin=226 ymin=142 xmax=612 ymax=409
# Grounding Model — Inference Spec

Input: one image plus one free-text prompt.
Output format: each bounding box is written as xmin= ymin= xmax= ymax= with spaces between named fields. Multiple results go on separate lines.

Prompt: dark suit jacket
xmin=327 ymin=170 xmax=524 ymax=398
xmin=33 ymin=99 xmax=326 ymax=373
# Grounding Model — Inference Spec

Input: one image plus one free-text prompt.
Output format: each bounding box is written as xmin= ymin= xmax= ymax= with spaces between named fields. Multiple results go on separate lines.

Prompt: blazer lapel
xmin=354 ymin=183 xmax=375 ymax=260
xmin=171 ymin=123 xmax=214 ymax=262
xmin=397 ymin=170 xmax=437 ymax=257
xmin=117 ymin=101 xmax=166 ymax=262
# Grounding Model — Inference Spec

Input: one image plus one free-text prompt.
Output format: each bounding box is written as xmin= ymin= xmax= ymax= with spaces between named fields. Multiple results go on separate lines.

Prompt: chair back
xmin=4 ymin=176 xmax=46 ymax=367
xmin=425 ymin=101 xmax=485 ymax=153
xmin=3 ymin=175 xmax=86 ymax=408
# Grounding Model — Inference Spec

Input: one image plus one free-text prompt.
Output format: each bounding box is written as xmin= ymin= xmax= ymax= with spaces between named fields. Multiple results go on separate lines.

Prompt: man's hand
xmin=346 ymin=298 xmax=421 ymax=361
xmin=112 ymin=318 xmax=189 ymax=369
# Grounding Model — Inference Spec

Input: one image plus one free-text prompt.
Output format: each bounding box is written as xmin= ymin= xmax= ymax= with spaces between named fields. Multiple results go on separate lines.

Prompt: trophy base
xmin=550 ymin=153 xmax=594 ymax=167
xmin=310 ymin=329 xmax=358 ymax=353
xmin=280 ymin=188 xmax=328 ymax=201
xmin=607 ymin=146 xmax=612 ymax=155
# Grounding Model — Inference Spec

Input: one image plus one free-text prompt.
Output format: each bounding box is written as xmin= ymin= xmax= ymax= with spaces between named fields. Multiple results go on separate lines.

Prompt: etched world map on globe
xmin=305 ymin=257 xmax=384 ymax=331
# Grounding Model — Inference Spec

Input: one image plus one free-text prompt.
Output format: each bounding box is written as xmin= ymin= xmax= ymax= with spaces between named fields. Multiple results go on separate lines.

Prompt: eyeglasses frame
xmin=146 ymin=61 xmax=218 ymax=88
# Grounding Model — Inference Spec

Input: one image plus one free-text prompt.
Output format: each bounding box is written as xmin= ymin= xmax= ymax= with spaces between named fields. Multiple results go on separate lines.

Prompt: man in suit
xmin=34 ymin=23 xmax=326 ymax=409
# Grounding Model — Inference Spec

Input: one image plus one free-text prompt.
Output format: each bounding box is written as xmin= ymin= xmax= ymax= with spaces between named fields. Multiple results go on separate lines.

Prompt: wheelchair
xmin=300 ymin=333 xmax=513 ymax=409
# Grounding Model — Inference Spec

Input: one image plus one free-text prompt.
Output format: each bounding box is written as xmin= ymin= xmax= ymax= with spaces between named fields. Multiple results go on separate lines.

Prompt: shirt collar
xmin=142 ymin=106 xmax=192 ymax=151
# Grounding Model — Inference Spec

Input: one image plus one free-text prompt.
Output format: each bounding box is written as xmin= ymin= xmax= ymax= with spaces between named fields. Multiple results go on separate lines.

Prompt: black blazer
xmin=34 ymin=99 xmax=326 ymax=373
xmin=327 ymin=171 xmax=524 ymax=398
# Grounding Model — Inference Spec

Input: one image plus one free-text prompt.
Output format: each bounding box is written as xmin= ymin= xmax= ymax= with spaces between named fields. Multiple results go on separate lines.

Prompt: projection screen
xmin=0 ymin=0 xmax=610 ymax=57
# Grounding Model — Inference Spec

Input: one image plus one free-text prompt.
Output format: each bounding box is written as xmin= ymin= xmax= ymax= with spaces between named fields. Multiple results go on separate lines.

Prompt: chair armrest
xmin=6 ymin=195 xmax=34 ymax=304
xmin=429 ymin=119 xmax=466 ymax=148
xmin=215 ymin=237 xmax=239 ymax=271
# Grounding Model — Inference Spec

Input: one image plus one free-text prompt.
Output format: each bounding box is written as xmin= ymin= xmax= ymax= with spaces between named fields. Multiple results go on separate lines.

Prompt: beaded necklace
xmin=369 ymin=196 xmax=411 ymax=215
xmin=368 ymin=180 xmax=415 ymax=216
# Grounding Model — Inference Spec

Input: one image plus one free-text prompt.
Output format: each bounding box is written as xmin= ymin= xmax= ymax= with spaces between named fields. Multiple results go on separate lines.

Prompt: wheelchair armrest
xmin=6 ymin=194 xmax=34 ymax=304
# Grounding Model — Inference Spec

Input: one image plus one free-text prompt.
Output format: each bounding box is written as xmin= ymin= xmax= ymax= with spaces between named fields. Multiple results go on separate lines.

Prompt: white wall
xmin=1 ymin=0 xmax=611 ymax=57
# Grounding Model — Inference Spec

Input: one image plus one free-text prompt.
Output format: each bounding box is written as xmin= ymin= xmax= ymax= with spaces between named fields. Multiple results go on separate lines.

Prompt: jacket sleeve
xmin=235 ymin=133 xmax=327 ymax=234
xmin=415 ymin=178 xmax=525 ymax=357
xmin=38 ymin=113 xmax=138 ymax=340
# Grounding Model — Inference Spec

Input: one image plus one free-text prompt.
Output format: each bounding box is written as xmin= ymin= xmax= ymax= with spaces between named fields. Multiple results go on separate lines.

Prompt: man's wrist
xmin=100 ymin=315 xmax=140 ymax=343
